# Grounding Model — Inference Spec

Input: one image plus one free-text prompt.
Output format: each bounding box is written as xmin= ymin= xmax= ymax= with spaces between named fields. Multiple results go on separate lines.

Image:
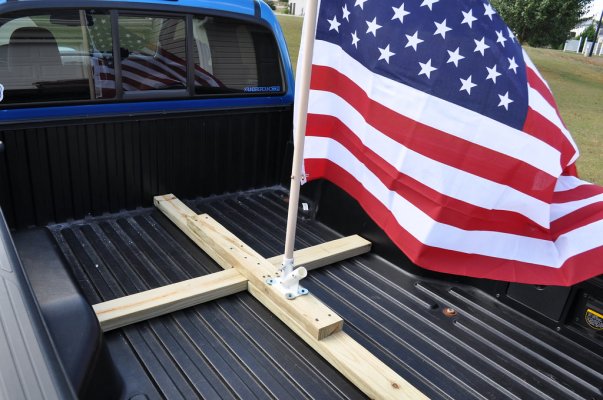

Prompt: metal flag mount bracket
xmin=265 ymin=257 xmax=309 ymax=299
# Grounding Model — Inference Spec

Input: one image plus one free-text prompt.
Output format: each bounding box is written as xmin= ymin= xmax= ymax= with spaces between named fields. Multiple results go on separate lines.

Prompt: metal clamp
xmin=265 ymin=258 xmax=309 ymax=299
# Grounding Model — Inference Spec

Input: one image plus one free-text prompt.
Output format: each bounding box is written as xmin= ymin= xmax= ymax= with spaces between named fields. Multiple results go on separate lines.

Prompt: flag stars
xmin=405 ymin=31 xmax=424 ymax=51
xmin=351 ymin=31 xmax=360 ymax=48
xmin=498 ymin=92 xmax=514 ymax=110
xmin=461 ymin=9 xmax=477 ymax=28
xmin=508 ymin=27 xmax=516 ymax=41
xmin=459 ymin=75 xmax=477 ymax=94
xmin=355 ymin=0 xmax=368 ymax=10
xmin=378 ymin=44 xmax=396 ymax=63
xmin=418 ymin=59 xmax=437 ymax=79
xmin=328 ymin=16 xmax=341 ymax=33
xmin=508 ymin=57 xmax=519 ymax=73
xmin=366 ymin=17 xmax=382 ymax=37
xmin=447 ymin=47 xmax=465 ymax=67
xmin=342 ymin=4 xmax=351 ymax=22
xmin=486 ymin=64 xmax=501 ymax=83
xmin=434 ymin=19 xmax=452 ymax=39
xmin=474 ymin=37 xmax=490 ymax=56
xmin=496 ymin=30 xmax=507 ymax=47
xmin=484 ymin=3 xmax=497 ymax=20
xmin=392 ymin=3 xmax=410 ymax=24
xmin=420 ymin=0 xmax=439 ymax=11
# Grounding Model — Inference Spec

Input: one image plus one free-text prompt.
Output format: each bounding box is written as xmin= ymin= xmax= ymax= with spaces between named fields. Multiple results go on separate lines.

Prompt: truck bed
xmin=46 ymin=187 xmax=603 ymax=400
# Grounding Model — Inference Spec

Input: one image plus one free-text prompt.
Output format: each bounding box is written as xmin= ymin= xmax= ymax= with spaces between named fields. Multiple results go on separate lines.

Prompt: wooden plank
xmin=248 ymin=283 xmax=427 ymax=400
xmin=186 ymin=213 xmax=343 ymax=340
xmin=266 ymin=235 xmax=371 ymax=271
xmin=92 ymin=237 xmax=370 ymax=331
xmin=93 ymin=269 xmax=247 ymax=332
xmin=154 ymin=194 xmax=343 ymax=340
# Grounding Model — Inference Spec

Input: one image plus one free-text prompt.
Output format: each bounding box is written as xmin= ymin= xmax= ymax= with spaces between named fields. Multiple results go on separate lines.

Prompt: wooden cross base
xmin=92 ymin=194 xmax=426 ymax=400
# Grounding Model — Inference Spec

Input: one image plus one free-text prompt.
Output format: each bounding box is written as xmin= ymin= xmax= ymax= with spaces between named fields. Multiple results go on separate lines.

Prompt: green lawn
xmin=277 ymin=15 xmax=603 ymax=185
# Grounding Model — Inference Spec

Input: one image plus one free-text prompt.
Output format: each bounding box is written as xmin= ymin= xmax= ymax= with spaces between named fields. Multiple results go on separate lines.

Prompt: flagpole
xmin=282 ymin=0 xmax=320 ymax=279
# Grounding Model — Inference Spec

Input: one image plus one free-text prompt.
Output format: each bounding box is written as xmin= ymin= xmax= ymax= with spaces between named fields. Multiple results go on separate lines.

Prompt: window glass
xmin=0 ymin=11 xmax=95 ymax=104
xmin=117 ymin=15 xmax=188 ymax=93
xmin=85 ymin=11 xmax=115 ymax=99
xmin=192 ymin=16 xmax=283 ymax=95
xmin=0 ymin=10 xmax=284 ymax=105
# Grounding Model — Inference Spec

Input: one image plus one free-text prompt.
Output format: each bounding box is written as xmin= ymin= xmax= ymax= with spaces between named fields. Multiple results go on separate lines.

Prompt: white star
xmin=498 ymin=92 xmax=513 ymax=110
xmin=405 ymin=31 xmax=424 ymax=51
xmin=355 ymin=0 xmax=368 ymax=10
xmin=459 ymin=75 xmax=477 ymax=94
xmin=392 ymin=3 xmax=410 ymax=24
xmin=351 ymin=31 xmax=360 ymax=48
xmin=420 ymin=0 xmax=439 ymax=11
xmin=508 ymin=27 xmax=516 ymax=41
xmin=342 ymin=4 xmax=351 ymax=21
xmin=496 ymin=30 xmax=507 ymax=47
xmin=328 ymin=16 xmax=341 ymax=32
xmin=485 ymin=64 xmax=502 ymax=83
xmin=447 ymin=47 xmax=465 ymax=67
xmin=378 ymin=44 xmax=396 ymax=63
xmin=461 ymin=9 xmax=477 ymax=28
xmin=508 ymin=57 xmax=519 ymax=73
xmin=474 ymin=37 xmax=490 ymax=56
xmin=418 ymin=59 xmax=437 ymax=79
xmin=366 ymin=17 xmax=382 ymax=37
xmin=484 ymin=3 xmax=497 ymax=20
xmin=433 ymin=19 xmax=452 ymax=39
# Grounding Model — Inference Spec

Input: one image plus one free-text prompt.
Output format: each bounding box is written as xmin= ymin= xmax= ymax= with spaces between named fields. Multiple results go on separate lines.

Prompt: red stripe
xmin=310 ymin=65 xmax=556 ymax=203
xmin=526 ymin=66 xmax=556 ymax=108
xmin=553 ymin=184 xmax=603 ymax=203
xmin=562 ymin=163 xmax=578 ymax=177
xmin=523 ymin=107 xmax=576 ymax=169
xmin=123 ymin=60 xmax=184 ymax=85
xmin=305 ymin=160 xmax=603 ymax=286
xmin=307 ymin=114 xmax=550 ymax=238
xmin=551 ymin=202 xmax=603 ymax=240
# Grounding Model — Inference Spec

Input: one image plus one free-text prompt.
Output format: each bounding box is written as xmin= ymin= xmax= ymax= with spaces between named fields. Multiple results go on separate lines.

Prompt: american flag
xmin=86 ymin=15 xmax=222 ymax=98
xmin=301 ymin=0 xmax=603 ymax=285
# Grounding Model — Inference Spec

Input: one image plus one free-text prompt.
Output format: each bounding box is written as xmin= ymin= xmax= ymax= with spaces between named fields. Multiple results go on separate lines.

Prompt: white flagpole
xmin=281 ymin=0 xmax=320 ymax=279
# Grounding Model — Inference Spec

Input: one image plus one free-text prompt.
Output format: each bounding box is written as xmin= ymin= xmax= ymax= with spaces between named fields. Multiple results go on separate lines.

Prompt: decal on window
xmin=243 ymin=86 xmax=281 ymax=93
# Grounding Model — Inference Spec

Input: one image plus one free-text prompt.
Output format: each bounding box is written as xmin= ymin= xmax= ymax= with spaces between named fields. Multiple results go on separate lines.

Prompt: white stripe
xmin=554 ymin=175 xmax=592 ymax=192
xmin=523 ymin=50 xmax=550 ymax=90
xmin=308 ymin=90 xmax=551 ymax=227
xmin=551 ymin=194 xmax=603 ymax=221
xmin=121 ymin=70 xmax=171 ymax=89
xmin=305 ymin=136 xmax=603 ymax=268
xmin=122 ymin=60 xmax=180 ymax=84
xmin=527 ymin=87 xmax=579 ymax=158
xmin=312 ymin=40 xmax=562 ymax=177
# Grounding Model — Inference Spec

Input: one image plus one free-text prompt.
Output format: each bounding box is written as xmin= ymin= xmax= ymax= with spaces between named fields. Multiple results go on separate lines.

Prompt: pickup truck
xmin=0 ymin=0 xmax=601 ymax=399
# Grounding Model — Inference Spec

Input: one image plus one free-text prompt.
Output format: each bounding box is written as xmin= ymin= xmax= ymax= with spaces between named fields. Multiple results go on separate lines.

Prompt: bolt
xmin=443 ymin=307 xmax=458 ymax=317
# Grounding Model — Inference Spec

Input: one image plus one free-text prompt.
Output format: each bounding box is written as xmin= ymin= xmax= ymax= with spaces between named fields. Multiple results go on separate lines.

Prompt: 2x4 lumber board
xmin=185 ymin=213 xmax=343 ymax=340
xmin=266 ymin=235 xmax=371 ymax=271
xmin=248 ymin=283 xmax=427 ymax=400
xmin=154 ymin=194 xmax=343 ymax=340
xmin=93 ymin=269 xmax=247 ymax=332
xmin=93 ymin=238 xmax=369 ymax=331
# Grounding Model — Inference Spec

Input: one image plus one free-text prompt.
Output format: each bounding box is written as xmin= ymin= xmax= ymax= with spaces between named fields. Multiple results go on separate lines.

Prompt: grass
xmin=276 ymin=15 xmax=603 ymax=185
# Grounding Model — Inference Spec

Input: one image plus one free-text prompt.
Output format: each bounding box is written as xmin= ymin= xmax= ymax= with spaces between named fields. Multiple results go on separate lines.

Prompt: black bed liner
xmin=47 ymin=187 xmax=603 ymax=400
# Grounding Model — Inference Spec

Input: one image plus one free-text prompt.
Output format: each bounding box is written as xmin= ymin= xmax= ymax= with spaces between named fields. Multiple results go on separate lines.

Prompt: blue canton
xmin=316 ymin=0 xmax=529 ymax=130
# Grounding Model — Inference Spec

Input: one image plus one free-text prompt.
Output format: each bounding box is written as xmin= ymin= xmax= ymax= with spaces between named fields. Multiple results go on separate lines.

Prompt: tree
xmin=581 ymin=23 xmax=597 ymax=42
xmin=491 ymin=0 xmax=592 ymax=47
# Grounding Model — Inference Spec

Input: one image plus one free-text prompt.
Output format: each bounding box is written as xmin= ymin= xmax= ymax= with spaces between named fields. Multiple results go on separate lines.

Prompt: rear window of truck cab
xmin=0 ymin=9 xmax=284 ymax=105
